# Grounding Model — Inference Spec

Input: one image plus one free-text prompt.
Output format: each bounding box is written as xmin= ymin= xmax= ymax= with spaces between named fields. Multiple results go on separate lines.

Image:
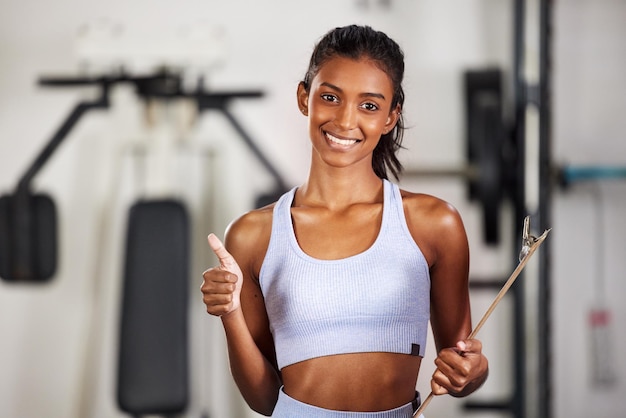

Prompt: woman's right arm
xmin=201 ymin=212 xmax=281 ymax=416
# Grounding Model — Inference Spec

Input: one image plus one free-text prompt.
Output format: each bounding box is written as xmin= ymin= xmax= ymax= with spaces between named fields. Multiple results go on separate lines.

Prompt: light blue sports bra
xmin=259 ymin=179 xmax=431 ymax=370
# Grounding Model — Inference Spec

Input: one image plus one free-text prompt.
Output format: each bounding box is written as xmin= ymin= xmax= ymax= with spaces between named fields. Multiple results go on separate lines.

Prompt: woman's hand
xmin=431 ymin=339 xmax=489 ymax=397
xmin=201 ymin=233 xmax=243 ymax=317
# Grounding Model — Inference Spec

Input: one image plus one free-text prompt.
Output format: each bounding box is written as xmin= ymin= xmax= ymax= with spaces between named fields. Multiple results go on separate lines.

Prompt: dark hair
xmin=302 ymin=25 xmax=406 ymax=180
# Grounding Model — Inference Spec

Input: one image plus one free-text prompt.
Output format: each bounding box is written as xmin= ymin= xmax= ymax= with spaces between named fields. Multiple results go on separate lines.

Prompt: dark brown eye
xmin=361 ymin=102 xmax=379 ymax=111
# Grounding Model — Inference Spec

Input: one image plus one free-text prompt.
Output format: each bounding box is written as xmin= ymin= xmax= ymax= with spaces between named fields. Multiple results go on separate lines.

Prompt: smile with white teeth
xmin=326 ymin=132 xmax=359 ymax=146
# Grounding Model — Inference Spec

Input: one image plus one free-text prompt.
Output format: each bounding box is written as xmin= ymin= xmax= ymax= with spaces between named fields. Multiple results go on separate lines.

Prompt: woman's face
xmin=298 ymin=56 xmax=399 ymax=173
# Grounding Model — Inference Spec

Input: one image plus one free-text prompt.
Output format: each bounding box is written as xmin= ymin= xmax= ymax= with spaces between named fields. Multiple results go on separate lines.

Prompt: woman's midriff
xmin=280 ymin=352 xmax=422 ymax=412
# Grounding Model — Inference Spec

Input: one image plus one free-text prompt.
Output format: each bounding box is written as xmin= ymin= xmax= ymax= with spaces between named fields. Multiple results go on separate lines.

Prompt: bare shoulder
xmin=223 ymin=203 xmax=275 ymax=277
xmin=400 ymin=189 xmax=465 ymax=234
xmin=399 ymin=188 xmax=468 ymax=268
xmin=225 ymin=204 xmax=274 ymax=243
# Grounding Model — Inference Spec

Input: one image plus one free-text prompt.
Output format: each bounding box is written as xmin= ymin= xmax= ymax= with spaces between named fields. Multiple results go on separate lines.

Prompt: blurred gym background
xmin=1 ymin=1 xmax=625 ymax=417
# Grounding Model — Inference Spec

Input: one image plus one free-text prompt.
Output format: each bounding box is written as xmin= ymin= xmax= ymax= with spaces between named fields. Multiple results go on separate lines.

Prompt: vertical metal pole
xmin=537 ymin=0 xmax=554 ymax=416
xmin=512 ymin=1 xmax=527 ymax=417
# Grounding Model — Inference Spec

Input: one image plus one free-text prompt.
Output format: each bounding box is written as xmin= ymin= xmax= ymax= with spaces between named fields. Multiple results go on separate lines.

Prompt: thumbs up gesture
xmin=201 ymin=233 xmax=243 ymax=317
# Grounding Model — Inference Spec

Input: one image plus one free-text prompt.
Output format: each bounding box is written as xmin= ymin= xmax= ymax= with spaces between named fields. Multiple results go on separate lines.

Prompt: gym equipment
xmin=0 ymin=70 xmax=288 ymax=283
xmin=117 ymin=200 xmax=190 ymax=416
xmin=0 ymin=87 xmax=109 ymax=282
xmin=404 ymin=68 xmax=514 ymax=245
xmin=0 ymin=193 xmax=57 ymax=282
xmin=558 ymin=165 xmax=626 ymax=187
xmin=464 ymin=69 xmax=510 ymax=245
xmin=414 ymin=217 xmax=551 ymax=416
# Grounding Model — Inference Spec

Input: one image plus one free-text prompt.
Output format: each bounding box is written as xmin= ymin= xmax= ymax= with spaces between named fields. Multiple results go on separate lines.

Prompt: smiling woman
xmin=299 ymin=25 xmax=405 ymax=182
xmin=200 ymin=24 xmax=488 ymax=417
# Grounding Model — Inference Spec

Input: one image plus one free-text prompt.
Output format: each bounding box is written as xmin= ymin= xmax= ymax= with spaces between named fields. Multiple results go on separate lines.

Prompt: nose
xmin=334 ymin=104 xmax=357 ymax=130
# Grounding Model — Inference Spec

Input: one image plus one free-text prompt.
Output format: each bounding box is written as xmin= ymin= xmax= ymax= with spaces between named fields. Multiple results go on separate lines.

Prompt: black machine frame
xmin=0 ymin=71 xmax=289 ymax=283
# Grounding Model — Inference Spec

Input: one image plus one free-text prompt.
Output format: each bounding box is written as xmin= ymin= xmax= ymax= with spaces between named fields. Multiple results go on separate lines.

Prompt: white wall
xmin=0 ymin=1 xmax=624 ymax=417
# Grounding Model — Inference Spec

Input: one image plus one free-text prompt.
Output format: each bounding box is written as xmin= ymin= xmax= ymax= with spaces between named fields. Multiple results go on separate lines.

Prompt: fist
xmin=431 ymin=339 xmax=488 ymax=397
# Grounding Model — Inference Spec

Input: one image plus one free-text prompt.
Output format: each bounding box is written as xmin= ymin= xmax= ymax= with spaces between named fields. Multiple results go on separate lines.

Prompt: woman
xmin=201 ymin=25 xmax=488 ymax=417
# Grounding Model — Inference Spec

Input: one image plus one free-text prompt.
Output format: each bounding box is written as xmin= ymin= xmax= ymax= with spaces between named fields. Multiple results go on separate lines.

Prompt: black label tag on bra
xmin=410 ymin=343 xmax=421 ymax=356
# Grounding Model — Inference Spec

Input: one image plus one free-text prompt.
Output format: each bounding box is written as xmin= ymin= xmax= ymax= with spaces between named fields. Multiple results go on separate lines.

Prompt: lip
xmin=324 ymin=131 xmax=361 ymax=148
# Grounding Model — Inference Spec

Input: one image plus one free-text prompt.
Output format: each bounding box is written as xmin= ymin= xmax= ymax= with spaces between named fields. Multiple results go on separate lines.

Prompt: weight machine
xmin=0 ymin=69 xmax=288 ymax=417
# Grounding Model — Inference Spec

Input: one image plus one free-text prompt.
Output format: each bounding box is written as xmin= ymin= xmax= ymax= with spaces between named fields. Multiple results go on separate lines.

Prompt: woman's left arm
xmin=406 ymin=195 xmax=489 ymax=397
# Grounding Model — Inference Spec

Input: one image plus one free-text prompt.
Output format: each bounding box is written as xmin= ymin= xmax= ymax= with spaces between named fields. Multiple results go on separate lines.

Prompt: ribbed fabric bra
xmin=259 ymin=179 xmax=431 ymax=370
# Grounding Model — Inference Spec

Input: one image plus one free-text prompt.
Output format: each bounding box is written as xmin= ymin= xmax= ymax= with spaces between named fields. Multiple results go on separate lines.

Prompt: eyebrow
xmin=320 ymin=82 xmax=387 ymax=101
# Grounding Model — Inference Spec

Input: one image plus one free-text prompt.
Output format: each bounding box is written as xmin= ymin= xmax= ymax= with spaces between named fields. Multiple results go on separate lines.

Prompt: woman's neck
xmin=298 ymin=166 xmax=384 ymax=209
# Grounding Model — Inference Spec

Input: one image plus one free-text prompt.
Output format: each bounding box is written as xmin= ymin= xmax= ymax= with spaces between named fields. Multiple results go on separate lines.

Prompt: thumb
xmin=207 ymin=233 xmax=236 ymax=270
xmin=456 ymin=338 xmax=481 ymax=355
